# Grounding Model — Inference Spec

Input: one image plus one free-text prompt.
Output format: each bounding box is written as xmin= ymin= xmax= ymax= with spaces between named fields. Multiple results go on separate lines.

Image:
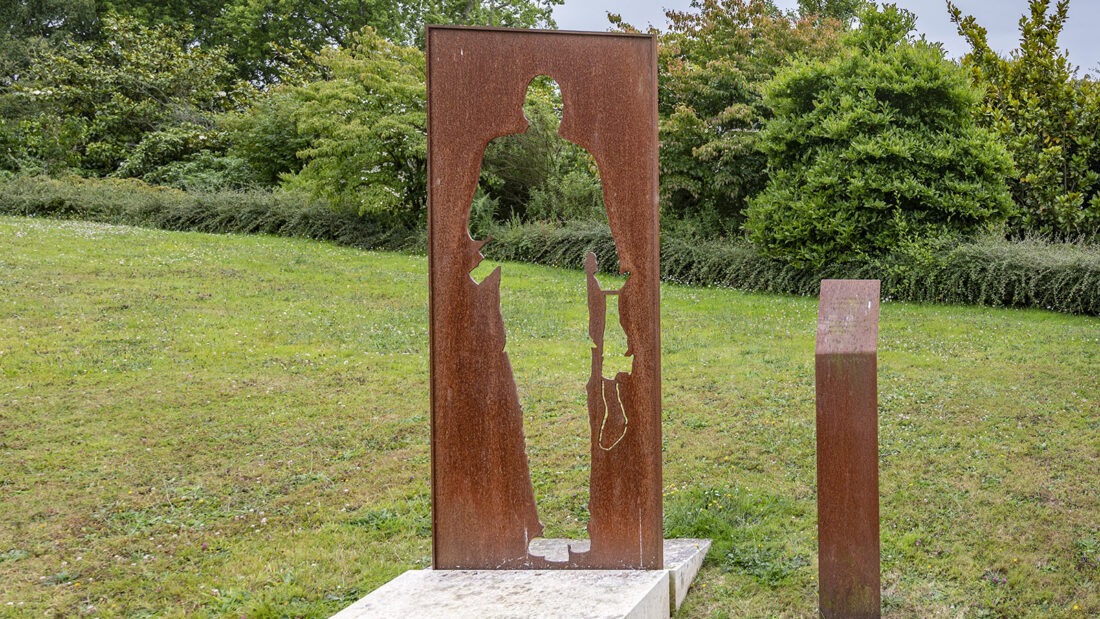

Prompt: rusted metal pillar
xmin=816 ymin=279 xmax=881 ymax=619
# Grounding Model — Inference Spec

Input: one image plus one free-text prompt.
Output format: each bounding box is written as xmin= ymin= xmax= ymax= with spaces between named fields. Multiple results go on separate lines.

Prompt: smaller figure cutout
xmin=585 ymin=252 xmax=631 ymax=451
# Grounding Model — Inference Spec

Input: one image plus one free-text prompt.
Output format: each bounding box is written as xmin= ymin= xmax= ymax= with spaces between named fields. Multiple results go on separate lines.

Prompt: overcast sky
xmin=552 ymin=0 xmax=1100 ymax=74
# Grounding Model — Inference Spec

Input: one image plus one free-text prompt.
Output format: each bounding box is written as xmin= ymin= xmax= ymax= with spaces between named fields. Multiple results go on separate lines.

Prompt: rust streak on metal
xmin=427 ymin=26 xmax=661 ymax=570
xmin=816 ymin=279 xmax=882 ymax=618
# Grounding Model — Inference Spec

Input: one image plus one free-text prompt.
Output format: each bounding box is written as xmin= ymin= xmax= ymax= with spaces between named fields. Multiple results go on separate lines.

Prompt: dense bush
xmin=223 ymin=87 xmax=312 ymax=187
xmin=745 ymin=4 xmax=1014 ymax=267
xmin=282 ymin=28 xmax=426 ymax=226
xmin=0 ymin=0 xmax=99 ymax=87
xmin=478 ymin=77 xmax=605 ymax=224
xmin=140 ymin=152 xmax=262 ymax=192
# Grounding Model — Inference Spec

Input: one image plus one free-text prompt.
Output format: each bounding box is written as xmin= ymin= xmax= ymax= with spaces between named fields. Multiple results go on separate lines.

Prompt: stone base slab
xmin=526 ymin=538 xmax=710 ymax=611
xmin=331 ymin=539 xmax=710 ymax=618
xmin=331 ymin=569 xmax=669 ymax=619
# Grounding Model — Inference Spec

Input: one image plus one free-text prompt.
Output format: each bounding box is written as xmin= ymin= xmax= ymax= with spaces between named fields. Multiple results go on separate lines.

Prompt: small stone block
xmin=527 ymin=538 xmax=709 ymax=611
xmin=663 ymin=539 xmax=711 ymax=611
xmin=331 ymin=569 xmax=670 ymax=619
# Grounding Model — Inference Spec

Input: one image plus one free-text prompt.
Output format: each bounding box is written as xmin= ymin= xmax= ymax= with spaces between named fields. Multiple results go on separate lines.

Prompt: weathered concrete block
xmin=331 ymin=568 xmax=669 ymax=619
xmin=526 ymin=538 xmax=711 ymax=611
xmin=333 ymin=539 xmax=710 ymax=619
xmin=662 ymin=538 xmax=711 ymax=611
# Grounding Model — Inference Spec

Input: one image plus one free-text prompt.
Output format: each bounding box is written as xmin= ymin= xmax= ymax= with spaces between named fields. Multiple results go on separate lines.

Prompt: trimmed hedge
xmin=0 ymin=175 xmax=423 ymax=252
xmin=3 ymin=175 xmax=1098 ymax=315
xmin=482 ymin=221 xmax=1100 ymax=315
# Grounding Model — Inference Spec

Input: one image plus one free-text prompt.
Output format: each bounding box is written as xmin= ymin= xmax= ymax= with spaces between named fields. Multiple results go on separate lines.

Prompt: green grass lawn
xmin=1 ymin=216 xmax=1097 ymax=618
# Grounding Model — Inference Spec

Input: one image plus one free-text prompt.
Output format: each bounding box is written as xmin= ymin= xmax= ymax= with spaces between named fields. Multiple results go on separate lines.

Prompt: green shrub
xmin=892 ymin=234 xmax=1100 ymax=313
xmin=745 ymin=4 xmax=1013 ymax=267
xmin=283 ymin=28 xmax=426 ymax=226
xmin=140 ymin=152 xmax=262 ymax=192
xmin=115 ymin=124 xmax=226 ymax=180
xmin=525 ymin=169 xmax=605 ymax=224
xmin=477 ymin=77 xmax=605 ymax=225
xmin=3 ymin=15 xmax=252 ymax=177
xmin=654 ymin=0 xmax=844 ymax=233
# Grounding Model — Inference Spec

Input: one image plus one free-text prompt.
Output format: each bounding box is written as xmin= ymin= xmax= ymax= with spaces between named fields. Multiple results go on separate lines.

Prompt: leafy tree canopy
xmin=104 ymin=0 xmax=561 ymax=83
xmin=653 ymin=0 xmax=843 ymax=235
xmin=796 ymin=0 xmax=867 ymax=24
xmin=1 ymin=0 xmax=100 ymax=85
xmin=3 ymin=15 xmax=252 ymax=176
xmin=949 ymin=0 xmax=1100 ymax=238
xmin=283 ymin=28 xmax=426 ymax=224
xmin=3 ymin=0 xmax=561 ymax=85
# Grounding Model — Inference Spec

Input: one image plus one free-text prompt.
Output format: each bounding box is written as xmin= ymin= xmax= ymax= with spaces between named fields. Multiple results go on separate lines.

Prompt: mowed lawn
xmin=0 ymin=216 xmax=1097 ymax=618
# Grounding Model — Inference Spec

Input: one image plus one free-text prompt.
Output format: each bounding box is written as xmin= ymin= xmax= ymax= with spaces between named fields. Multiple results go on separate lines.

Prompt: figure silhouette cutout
xmin=466 ymin=77 xmax=634 ymax=564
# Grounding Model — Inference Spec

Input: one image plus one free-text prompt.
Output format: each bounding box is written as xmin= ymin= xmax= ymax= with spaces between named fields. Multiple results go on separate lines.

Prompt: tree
xmin=653 ymin=0 xmax=843 ymax=235
xmin=949 ymin=0 xmax=1100 ymax=238
xmin=477 ymin=78 xmax=604 ymax=225
xmin=222 ymin=87 xmax=312 ymax=186
xmin=796 ymin=0 xmax=867 ymax=24
xmin=211 ymin=0 xmax=407 ymax=83
xmin=4 ymin=15 xmax=253 ymax=176
xmin=744 ymin=4 xmax=1013 ymax=266
xmin=101 ymin=0 xmax=561 ymax=83
xmin=413 ymin=0 xmax=562 ymax=42
xmin=283 ymin=28 xmax=426 ymax=224
xmin=1 ymin=0 xmax=100 ymax=86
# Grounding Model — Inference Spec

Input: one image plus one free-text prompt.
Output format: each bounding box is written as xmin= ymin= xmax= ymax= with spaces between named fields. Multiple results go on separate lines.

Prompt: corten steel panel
xmin=816 ymin=280 xmax=882 ymax=618
xmin=426 ymin=26 xmax=661 ymax=570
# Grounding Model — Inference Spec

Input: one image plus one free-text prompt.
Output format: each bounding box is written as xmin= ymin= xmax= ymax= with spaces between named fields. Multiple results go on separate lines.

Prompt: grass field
xmin=1 ymin=216 xmax=1097 ymax=618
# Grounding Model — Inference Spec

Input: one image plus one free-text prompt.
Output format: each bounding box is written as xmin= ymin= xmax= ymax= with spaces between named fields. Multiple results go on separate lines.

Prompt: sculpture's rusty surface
xmin=816 ymin=279 xmax=882 ymax=618
xmin=426 ymin=26 xmax=661 ymax=570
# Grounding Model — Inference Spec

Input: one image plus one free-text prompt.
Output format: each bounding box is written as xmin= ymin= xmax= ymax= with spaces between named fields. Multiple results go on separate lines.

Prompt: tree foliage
xmin=283 ymin=29 xmax=426 ymax=224
xmin=477 ymin=78 xmax=604 ymax=225
xmin=1 ymin=0 xmax=100 ymax=85
xmin=744 ymin=4 xmax=1013 ymax=266
xmin=222 ymin=88 xmax=312 ymax=186
xmin=2 ymin=15 xmax=252 ymax=176
xmin=655 ymin=0 xmax=844 ymax=234
xmin=100 ymin=0 xmax=561 ymax=83
xmin=796 ymin=0 xmax=867 ymax=24
xmin=3 ymin=1 xmax=562 ymax=85
xmin=949 ymin=0 xmax=1100 ymax=238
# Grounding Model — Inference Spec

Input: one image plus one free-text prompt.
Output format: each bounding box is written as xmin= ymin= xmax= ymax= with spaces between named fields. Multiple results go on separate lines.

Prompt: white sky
xmin=553 ymin=0 xmax=1100 ymax=74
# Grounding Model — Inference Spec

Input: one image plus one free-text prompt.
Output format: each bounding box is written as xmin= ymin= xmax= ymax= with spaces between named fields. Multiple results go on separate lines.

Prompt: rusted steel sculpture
xmin=816 ymin=279 xmax=882 ymax=618
xmin=426 ymin=26 xmax=661 ymax=570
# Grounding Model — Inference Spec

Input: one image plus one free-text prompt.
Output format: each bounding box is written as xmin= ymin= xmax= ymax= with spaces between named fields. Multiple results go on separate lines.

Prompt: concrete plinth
xmin=331 ymin=569 xmax=669 ymax=619
xmin=662 ymin=538 xmax=711 ymax=610
xmin=332 ymin=539 xmax=710 ymax=619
